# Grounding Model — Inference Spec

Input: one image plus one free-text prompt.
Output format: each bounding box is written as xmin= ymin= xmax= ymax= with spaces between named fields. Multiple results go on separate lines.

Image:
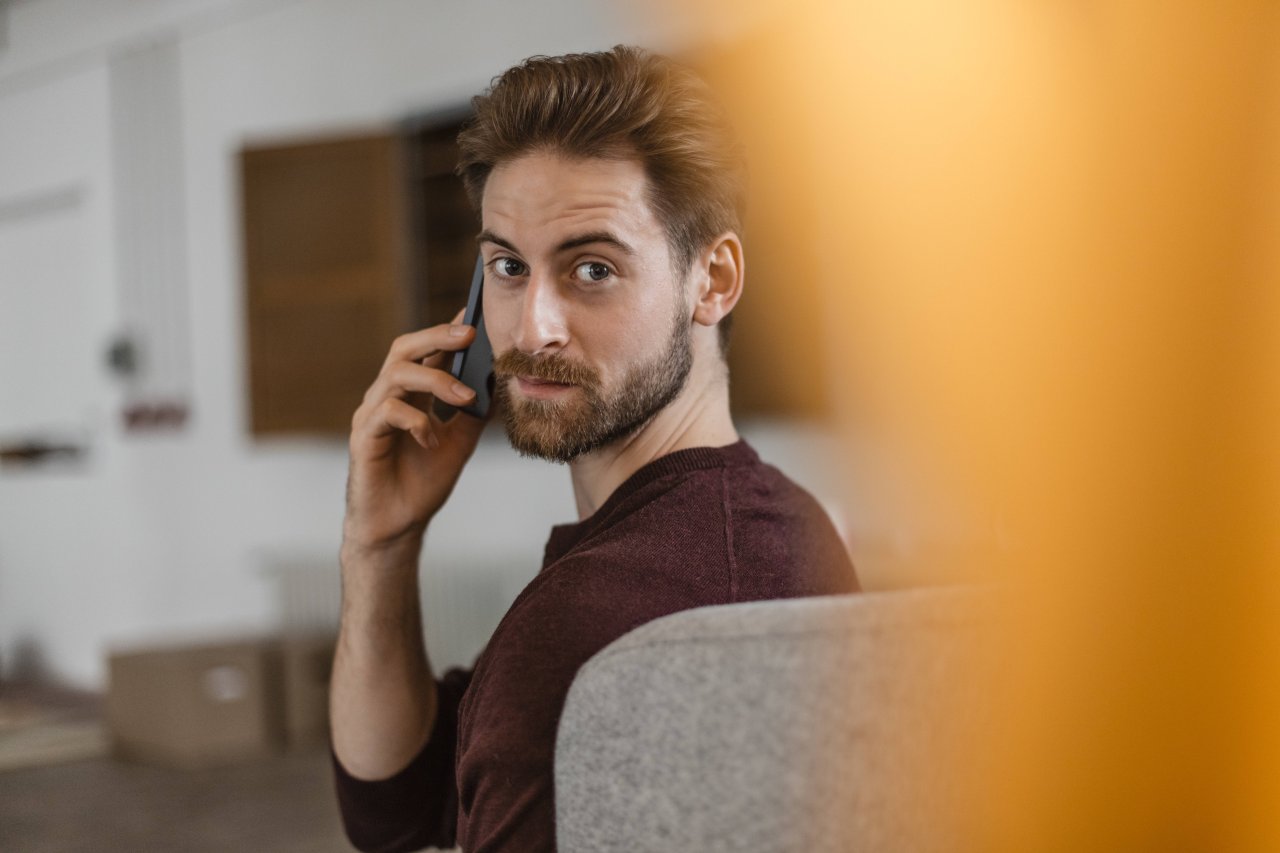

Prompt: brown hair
xmin=456 ymin=45 xmax=745 ymax=352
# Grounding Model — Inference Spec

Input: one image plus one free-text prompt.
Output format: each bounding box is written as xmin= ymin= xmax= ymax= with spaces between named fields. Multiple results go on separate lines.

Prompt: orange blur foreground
xmin=685 ymin=0 xmax=1280 ymax=848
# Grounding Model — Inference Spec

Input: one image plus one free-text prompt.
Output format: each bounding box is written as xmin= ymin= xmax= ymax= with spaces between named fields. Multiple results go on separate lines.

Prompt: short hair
xmin=456 ymin=45 xmax=745 ymax=354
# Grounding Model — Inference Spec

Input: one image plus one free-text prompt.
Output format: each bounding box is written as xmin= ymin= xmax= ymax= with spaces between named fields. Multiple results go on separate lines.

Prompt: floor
xmin=0 ymin=684 xmax=354 ymax=852
xmin=0 ymin=748 xmax=354 ymax=852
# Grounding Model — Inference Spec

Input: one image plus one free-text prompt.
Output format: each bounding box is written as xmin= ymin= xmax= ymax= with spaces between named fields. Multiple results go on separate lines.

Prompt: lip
xmin=516 ymin=375 xmax=576 ymax=399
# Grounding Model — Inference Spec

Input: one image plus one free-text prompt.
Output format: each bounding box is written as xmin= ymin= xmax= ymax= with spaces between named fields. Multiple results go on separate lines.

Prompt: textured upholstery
xmin=554 ymin=587 xmax=993 ymax=853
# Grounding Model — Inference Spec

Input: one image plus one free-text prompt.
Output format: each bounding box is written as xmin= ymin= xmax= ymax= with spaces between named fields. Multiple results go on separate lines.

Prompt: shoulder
xmin=720 ymin=459 xmax=860 ymax=596
xmin=720 ymin=457 xmax=836 ymax=531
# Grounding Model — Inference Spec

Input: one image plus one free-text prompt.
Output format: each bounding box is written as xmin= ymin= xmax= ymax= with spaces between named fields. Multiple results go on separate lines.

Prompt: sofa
xmin=554 ymin=586 xmax=994 ymax=852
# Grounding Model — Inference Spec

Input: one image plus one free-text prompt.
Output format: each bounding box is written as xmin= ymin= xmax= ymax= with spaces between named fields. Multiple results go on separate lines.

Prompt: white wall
xmin=0 ymin=0 xmax=848 ymax=690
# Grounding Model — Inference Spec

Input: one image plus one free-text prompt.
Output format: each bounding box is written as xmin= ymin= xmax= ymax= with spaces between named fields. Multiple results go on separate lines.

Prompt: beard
xmin=491 ymin=303 xmax=694 ymax=464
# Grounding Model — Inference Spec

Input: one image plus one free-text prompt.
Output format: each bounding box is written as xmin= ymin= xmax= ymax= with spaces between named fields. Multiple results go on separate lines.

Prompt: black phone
xmin=447 ymin=255 xmax=494 ymax=419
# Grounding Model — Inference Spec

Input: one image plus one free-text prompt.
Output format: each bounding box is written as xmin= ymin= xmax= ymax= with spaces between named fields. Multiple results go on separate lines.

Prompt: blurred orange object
xmin=681 ymin=0 xmax=1280 ymax=848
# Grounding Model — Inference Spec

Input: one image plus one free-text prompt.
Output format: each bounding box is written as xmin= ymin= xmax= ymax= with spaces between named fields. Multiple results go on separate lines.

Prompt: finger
xmin=384 ymin=320 xmax=475 ymax=367
xmin=422 ymin=308 xmax=470 ymax=365
xmin=431 ymin=397 xmax=489 ymax=451
xmin=365 ymin=361 xmax=477 ymax=408
xmin=362 ymin=397 xmax=438 ymax=449
xmin=423 ymin=308 xmax=470 ymax=369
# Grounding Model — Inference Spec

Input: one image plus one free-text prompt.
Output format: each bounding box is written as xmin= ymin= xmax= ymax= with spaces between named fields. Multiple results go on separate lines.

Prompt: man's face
xmin=479 ymin=152 xmax=693 ymax=463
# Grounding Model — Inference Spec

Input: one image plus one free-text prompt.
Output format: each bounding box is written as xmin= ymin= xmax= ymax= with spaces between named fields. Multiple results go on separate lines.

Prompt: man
xmin=330 ymin=46 xmax=858 ymax=852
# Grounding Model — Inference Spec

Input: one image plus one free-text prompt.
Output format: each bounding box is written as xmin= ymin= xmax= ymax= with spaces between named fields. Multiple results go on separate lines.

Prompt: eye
xmin=573 ymin=261 xmax=613 ymax=283
xmin=490 ymin=257 xmax=527 ymax=279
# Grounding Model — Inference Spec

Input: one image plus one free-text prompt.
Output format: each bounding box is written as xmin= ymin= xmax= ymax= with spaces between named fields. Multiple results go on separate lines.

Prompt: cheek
xmin=578 ymin=299 xmax=670 ymax=372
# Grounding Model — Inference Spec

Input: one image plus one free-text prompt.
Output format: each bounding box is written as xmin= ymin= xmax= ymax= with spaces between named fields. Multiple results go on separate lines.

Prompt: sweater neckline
xmin=542 ymin=439 xmax=758 ymax=565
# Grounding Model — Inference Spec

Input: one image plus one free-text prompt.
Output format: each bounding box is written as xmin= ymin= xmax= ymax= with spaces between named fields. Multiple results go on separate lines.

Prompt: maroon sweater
xmin=333 ymin=440 xmax=859 ymax=852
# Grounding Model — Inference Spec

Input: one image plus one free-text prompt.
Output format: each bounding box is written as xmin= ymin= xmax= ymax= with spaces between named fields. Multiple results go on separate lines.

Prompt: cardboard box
xmin=106 ymin=639 xmax=285 ymax=768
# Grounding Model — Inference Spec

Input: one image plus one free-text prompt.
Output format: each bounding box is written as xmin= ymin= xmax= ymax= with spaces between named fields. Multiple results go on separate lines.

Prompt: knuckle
xmin=389 ymin=333 xmax=412 ymax=357
xmin=383 ymin=361 xmax=409 ymax=388
xmin=376 ymin=396 xmax=401 ymax=419
xmin=376 ymin=358 xmax=401 ymax=384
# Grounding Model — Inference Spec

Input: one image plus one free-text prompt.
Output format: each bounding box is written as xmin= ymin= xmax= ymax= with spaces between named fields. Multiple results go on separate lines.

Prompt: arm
xmin=329 ymin=316 xmax=487 ymax=846
xmin=331 ymin=534 xmax=437 ymax=780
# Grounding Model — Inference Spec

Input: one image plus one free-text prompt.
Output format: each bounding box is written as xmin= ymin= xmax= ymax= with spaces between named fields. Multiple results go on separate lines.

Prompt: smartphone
xmin=447 ymin=255 xmax=494 ymax=419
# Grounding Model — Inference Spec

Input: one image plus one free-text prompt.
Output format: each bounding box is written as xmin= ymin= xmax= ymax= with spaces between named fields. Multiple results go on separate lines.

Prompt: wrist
xmin=340 ymin=525 xmax=426 ymax=570
xmin=339 ymin=532 xmax=425 ymax=610
xmin=338 ymin=533 xmax=426 ymax=636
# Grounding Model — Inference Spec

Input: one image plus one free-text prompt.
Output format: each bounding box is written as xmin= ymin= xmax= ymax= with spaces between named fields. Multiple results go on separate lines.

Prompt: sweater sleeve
xmin=331 ymin=667 xmax=473 ymax=853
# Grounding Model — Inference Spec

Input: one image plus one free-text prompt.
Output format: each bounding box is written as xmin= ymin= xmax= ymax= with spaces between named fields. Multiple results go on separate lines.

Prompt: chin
xmin=494 ymin=313 xmax=694 ymax=463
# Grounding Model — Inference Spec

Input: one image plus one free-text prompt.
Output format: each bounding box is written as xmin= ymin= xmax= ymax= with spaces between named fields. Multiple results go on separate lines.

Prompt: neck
xmin=568 ymin=360 xmax=738 ymax=520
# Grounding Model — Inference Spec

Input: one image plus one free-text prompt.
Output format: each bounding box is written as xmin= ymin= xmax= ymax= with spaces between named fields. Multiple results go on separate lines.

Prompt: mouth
xmin=515 ymin=375 xmax=576 ymax=399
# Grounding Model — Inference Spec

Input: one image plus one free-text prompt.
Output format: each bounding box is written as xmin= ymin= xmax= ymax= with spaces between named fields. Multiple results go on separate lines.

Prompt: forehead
xmin=481 ymin=152 xmax=664 ymax=247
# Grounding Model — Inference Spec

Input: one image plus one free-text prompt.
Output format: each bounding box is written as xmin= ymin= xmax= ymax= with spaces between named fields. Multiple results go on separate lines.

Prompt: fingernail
xmin=428 ymin=433 xmax=440 ymax=449
xmin=449 ymin=324 xmax=470 ymax=337
xmin=452 ymin=382 xmax=476 ymax=399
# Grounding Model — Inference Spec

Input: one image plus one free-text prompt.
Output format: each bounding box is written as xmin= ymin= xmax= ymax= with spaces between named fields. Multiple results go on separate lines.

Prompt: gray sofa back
xmin=555 ymin=587 xmax=993 ymax=852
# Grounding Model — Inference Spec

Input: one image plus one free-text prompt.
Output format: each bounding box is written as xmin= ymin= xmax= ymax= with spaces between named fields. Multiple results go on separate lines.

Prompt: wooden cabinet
xmin=241 ymin=133 xmax=409 ymax=434
xmin=240 ymin=116 xmax=476 ymax=436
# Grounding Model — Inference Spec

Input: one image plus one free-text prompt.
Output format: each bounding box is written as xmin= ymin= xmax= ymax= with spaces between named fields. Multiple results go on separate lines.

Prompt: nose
xmin=513 ymin=270 xmax=569 ymax=355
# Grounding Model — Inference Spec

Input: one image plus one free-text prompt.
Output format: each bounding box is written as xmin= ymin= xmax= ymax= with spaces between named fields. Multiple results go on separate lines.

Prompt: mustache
xmin=492 ymin=348 xmax=600 ymax=387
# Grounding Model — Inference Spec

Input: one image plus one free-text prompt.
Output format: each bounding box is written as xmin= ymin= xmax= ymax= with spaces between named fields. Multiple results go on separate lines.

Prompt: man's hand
xmin=343 ymin=313 xmax=488 ymax=554
xmin=333 ymin=313 xmax=486 ymax=782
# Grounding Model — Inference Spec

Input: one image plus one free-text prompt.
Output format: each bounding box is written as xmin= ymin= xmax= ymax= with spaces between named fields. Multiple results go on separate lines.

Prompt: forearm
xmin=331 ymin=533 xmax=438 ymax=780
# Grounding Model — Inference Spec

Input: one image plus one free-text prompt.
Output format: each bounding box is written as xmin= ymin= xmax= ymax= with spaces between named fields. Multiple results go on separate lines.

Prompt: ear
xmin=691 ymin=232 xmax=744 ymax=329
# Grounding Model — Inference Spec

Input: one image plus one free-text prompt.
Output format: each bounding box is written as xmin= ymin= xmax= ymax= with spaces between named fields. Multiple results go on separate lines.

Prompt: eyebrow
xmin=477 ymin=229 xmax=637 ymax=257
